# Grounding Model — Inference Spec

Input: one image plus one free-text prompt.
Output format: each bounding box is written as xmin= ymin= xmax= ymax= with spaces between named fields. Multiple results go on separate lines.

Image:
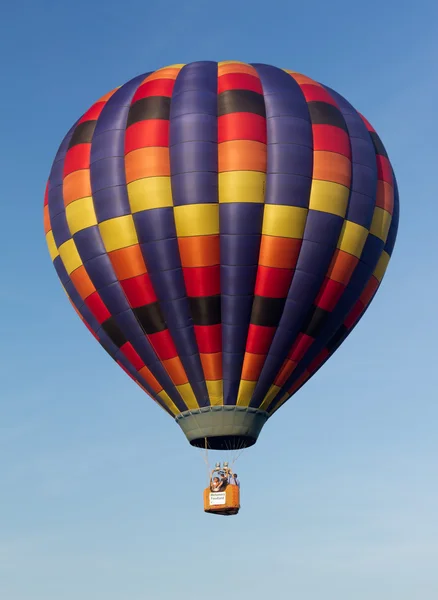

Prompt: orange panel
xmin=138 ymin=366 xmax=163 ymax=394
xmin=327 ymin=249 xmax=359 ymax=285
xmin=274 ymin=359 xmax=297 ymax=387
xmin=43 ymin=205 xmax=51 ymax=234
xmin=63 ymin=170 xmax=91 ymax=205
xmin=200 ymin=352 xmax=222 ymax=380
xmin=259 ymin=236 xmax=302 ymax=269
xmin=218 ymin=63 xmax=257 ymax=76
xmin=313 ymin=151 xmax=351 ymax=187
xmin=376 ymin=180 xmax=394 ymax=214
xmin=108 ymin=245 xmax=147 ymax=280
xmin=70 ymin=265 xmax=96 ymax=300
xmin=161 ymin=357 xmax=188 ymax=385
xmin=125 ymin=147 xmax=170 ymax=182
xmin=178 ymin=235 xmax=220 ymax=267
xmin=241 ymin=352 xmax=266 ymax=381
xmin=218 ymin=140 xmax=266 ymax=172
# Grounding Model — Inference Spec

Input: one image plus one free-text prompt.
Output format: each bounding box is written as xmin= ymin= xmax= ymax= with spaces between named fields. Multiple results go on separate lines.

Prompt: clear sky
xmin=1 ymin=0 xmax=438 ymax=598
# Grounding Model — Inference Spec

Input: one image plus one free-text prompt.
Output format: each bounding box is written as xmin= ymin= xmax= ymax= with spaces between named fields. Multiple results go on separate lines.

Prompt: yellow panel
xmin=127 ymin=177 xmax=173 ymax=213
xmin=157 ymin=390 xmax=180 ymax=416
xmin=337 ymin=220 xmax=369 ymax=258
xmin=370 ymin=207 xmax=391 ymax=242
xmin=262 ymin=205 xmax=308 ymax=239
xmin=259 ymin=384 xmax=282 ymax=411
xmin=309 ymin=180 xmax=349 ymax=217
xmin=58 ymin=239 xmax=82 ymax=275
xmin=236 ymin=380 xmax=257 ymax=407
xmin=46 ymin=231 xmax=59 ymax=261
xmin=206 ymin=380 xmax=224 ymax=406
xmin=218 ymin=171 xmax=266 ymax=203
xmin=373 ymin=251 xmax=390 ymax=282
xmin=65 ymin=196 xmax=97 ymax=235
xmin=176 ymin=383 xmax=199 ymax=410
xmin=99 ymin=215 xmax=138 ymax=252
xmin=174 ymin=203 xmax=219 ymax=237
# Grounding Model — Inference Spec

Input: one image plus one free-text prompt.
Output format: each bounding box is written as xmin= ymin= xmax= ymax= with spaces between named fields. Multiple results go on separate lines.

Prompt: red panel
xmin=254 ymin=266 xmax=293 ymax=298
xmin=194 ymin=324 xmax=222 ymax=353
xmin=132 ymin=78 xmax=175 ymax=102
xmin=120 ymin=342 xmax=144 ymax=371
xmin=308 ymin=348 xmax=329 ymax=373
xmin=288 ymin=333 xmax=313 ymax=362
xmin=344 ymin=300 xmax=364 ymax=329
xmin=120 ymin=274 xmax=157 ymax=308
xmin=218 ymin=113 xmax=267 ymax=144
xmin=300 ymin=84 xmax=338 ymax=106
xmin=314 ymin=278 xmax=346 ymax=312
xmin=148 ymin=330 xmax=177 ymax=361
xmin=63 ymin=144 xmax=91 ymax=177
xmin=312 ymin=125 xmax=351 ymax=158
xmin=125 ymin=120 xmax=169 ymax=153
xmin=78 ymin=102 xmax=106 ymax=124
xmin=218 ymin=73 xmax=263 ymax=94
xmin=376 ymin=155 xmax=393 ymax=184
xmin=84 ymin=292 xmax=111 ymax=324
xmin=360 ymin=275 xmax=379 ymax=306
xmin=246 ymin=324 xmax=275 ymax=354
xmin=44 ymin=181 xmax=49 ymax=206
xmin=183 ymin=265 xmax=220 ymax=297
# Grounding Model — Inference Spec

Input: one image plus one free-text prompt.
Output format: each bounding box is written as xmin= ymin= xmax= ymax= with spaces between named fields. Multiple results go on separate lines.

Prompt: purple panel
xmin=220 ymin=203 xmax=264 ymax=235
xmin=84 ymin=253 xmax=118 ymax=289
xmin=142 ymin=239 xmax=182 ymax=273
xmin=171 ymin=171 xmax=218 ymax=206
xmin=170 ymin=90 xmax=217 ymax=118
xmin=53 ymin=255 xmax=70 ymax=286
xmin=222 ymin=324 xmax=249 ymax=354
xmin=266 ymin=116 xmax=313 ymax=146
xmin=148 ymin=267 xmax=186 ymax=301
xmin=73 ymin=226 xmax=107 ymax=262
xmin=267 ymin=143 xmax=313 ymax=176
xmin=221 ymin=265 xmax=258 ymax=295
xmin=48 ymin=185 xmax=66 ymax=221
xmin=161 ymin=297 xmax=192 ymax=329
xmin=303 ymin=211 xmax=343 ymax=244
xmin=221 ymin=295 xmax=254 ymax=325
xmin=98 ymin=282 xmax=131 ymax=315
xmin=90 ymin=156 xmax=126 ymax=191
xmin=51 ymin=211 xmax=72 ymax=247
xmin=295 ymin=240 xmax=336 ymax=279
xmin=92 ymin=185 xmax=131 ymax=221
xmin=170 ymin=141 xmax=216 ymax=175
xmin=133 ymin=208 xmax=175 ymax=242
xmin=170 ymin=113 xmax=217 ymax=145
xmin=221 ymin=235 xmax=260 ymax=265
xmin=264 ymin=172 xmax=312 ymax=207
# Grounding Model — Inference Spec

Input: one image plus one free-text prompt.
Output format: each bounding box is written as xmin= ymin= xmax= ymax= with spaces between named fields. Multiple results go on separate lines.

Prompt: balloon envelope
xmin=44 ymin=61 xmax=399 ymax=450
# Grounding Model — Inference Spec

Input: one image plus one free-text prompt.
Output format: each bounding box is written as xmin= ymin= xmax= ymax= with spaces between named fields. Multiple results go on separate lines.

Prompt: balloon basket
xmin=204 ymin=484 xmax=240 ymax=516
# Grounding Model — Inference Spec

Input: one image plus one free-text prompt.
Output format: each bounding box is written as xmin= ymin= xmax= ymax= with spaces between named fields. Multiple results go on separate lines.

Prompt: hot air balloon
xmin=44 ymin=61 xmax=399 ymax=516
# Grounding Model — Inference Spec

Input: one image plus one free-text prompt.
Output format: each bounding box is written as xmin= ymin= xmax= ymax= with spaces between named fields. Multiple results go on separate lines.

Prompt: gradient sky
xmin=1 ymin=1 xmax=438 ymax=598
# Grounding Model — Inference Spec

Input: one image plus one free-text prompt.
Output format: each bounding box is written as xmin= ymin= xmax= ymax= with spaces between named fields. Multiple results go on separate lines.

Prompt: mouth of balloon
xmin=189 ymin=434 xmax=257 ymax=451
xmin=175 ymin=406 xmax=269 ymax=450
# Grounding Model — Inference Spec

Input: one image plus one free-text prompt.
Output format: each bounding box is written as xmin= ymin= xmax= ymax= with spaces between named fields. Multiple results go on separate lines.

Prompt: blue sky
xmin=1 ymin=0 xmax=438 ymax=598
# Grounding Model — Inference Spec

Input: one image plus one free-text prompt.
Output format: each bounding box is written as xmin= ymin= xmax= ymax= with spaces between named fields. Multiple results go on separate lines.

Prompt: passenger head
xmin=213 ymin=477 xmax=219 ymax=483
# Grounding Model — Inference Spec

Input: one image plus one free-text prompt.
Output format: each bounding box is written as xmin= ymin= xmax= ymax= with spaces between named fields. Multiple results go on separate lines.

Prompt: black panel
xmin=250 ymin=296 xmax=286 ymax=328
xmin=218 ymin=89 xmax=266 ymax=117
xmin=189 ymin=295 xmax=221 ymax=326
xmin=133 ymin=302 xmax=167 ymax=334
xmin=301 ymin=306 xmax=329 ymax=338
xmin=101 ymin=317 xmax=127 ymax=348
xmin=127 ymin=96 xmax=171 ymax=126
xmin=68 ymin=120 xmax=97 ymax=148
xmin=369 ymin=131 xmax=388 ymax=158
xmin=307 ymin=101 xmax=348 ymax=132
xmin=326 ymin=324 xmax=348 ymax=353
